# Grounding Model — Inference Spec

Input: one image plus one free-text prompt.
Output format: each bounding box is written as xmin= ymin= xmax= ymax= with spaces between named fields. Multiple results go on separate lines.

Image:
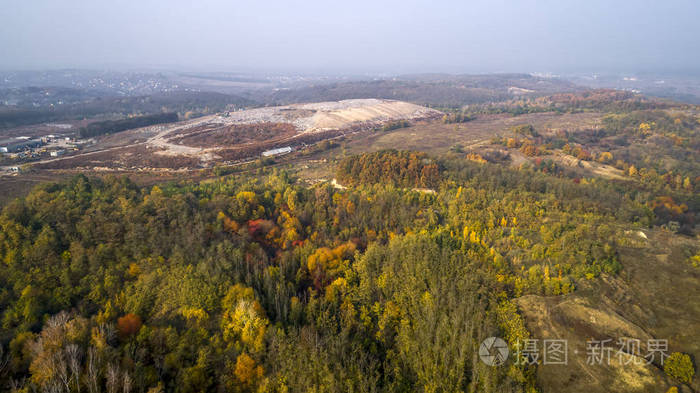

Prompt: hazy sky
xmin=2 ymin=0 xmax=699 ymax=74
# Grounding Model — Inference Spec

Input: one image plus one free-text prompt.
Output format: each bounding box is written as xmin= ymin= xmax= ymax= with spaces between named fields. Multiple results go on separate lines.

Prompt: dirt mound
xmin=552 ymin=152 xmax=627 ymax=180
xmin=516 ymin=294 xmax=663 ymax=393
xmin=208 ymin=98 xmax=442 ymax=132
xmin=142 ymin=99 xmax=441 ymax=163
xmin=516 ymin=229 xmax=700 ymax=393
xmin=300 ymin=99 xmax=441 ymax=131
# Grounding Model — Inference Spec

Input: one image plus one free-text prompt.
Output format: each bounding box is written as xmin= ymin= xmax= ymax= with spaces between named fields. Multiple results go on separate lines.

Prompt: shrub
xmin=664 ymin=352 xmax=694 ymax=384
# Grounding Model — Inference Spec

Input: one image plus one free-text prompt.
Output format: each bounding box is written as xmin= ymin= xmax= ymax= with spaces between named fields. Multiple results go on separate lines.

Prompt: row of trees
xmin=337 ymin=150 xmax=441 ymax=188
xmin=78 ymin=113 xmax=178 ymax=138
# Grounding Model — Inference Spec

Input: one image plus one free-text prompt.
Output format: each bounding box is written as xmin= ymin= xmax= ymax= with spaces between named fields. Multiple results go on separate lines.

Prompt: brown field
xmin=34 ymin=145 xmax=202 ymax=170
xmin=169 ymin=122 xmax=297 ymax=147
xmin=0 ymin=120 xmax=89 ymax=139
xmin=343 ymin=111 xmax=603 ymax=155
xmin=0 ymin=172 xmax=74 ymax=205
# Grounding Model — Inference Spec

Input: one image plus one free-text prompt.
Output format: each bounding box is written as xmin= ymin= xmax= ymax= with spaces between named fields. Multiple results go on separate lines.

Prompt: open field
xmin=343 ymin=111 xmax=603 ymax=155
xmin=281 ymin=111 xmax=607 ymax=182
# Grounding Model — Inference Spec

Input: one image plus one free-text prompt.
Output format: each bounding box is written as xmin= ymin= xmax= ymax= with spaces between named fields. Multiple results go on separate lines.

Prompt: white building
xmin=262 ymin=146 xmax=292 ymax=157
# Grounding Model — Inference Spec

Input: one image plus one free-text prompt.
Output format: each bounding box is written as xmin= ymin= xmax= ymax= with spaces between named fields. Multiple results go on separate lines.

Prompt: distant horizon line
xmin=1 ymin=65 xmax=700 ymax=78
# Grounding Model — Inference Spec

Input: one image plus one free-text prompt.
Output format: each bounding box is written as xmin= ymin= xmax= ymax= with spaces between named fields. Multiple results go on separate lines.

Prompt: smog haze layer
xmin=2 ymin=0 xmax=699 ymax=74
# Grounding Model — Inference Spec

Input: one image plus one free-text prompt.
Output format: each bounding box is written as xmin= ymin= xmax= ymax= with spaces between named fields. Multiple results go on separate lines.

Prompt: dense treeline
xmin=0 ymin=149 xmax=666 ymax=392
xmin=461 ymin=89 xmax=675 ymax=118
xmin=378 ymin=120 xmax=411 ymax=132
xmin=337 ymin=150 xmax=441 ymax=188
xmin=441 ymin=111 xmax=475 ymax=124
xmin=250 ymin=74 xmax=576 ymax=108
xmin=0 ymin=91 xmax=253 ymax=129
xmin=78 ymin=113 xmax=179 ymax=138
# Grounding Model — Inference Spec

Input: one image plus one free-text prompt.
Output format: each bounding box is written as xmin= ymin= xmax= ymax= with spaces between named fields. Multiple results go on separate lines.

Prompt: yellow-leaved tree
xmin=221 ymin=284 xmax=269 ymax=354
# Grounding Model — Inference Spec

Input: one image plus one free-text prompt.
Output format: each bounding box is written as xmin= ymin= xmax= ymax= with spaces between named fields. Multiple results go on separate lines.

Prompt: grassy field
xmin=0 ymin=173 xmax=74 ymax=205
xmin=343 ymin=111 xmax=603 ymax=154
xmin=288 ymin=111 xmax=605 ymax=182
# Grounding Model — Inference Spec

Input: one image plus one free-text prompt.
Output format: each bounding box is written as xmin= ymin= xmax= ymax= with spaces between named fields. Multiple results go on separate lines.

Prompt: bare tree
xmin=44 ymin=379 xmax=64 ymax=393
xmin=0 ymin=345 xmax=9 ymax=380
xmin=85 ymin=347 xmax=100 ymax=393
xmin=122 ymin=372 xmax=132 ymax=393
xmin=65 ymin=344 xmax=82 ymax=393
xmin=54 ymin=350 xmax=70 ymax=393
xmin=28 ymin=336 xmax=45 ymax=359
xmin=46 ymin=312 xmax=71 ymax=329
xmin=28 ymin=339 xmax=61 ymax=393
xmin=95 ymin=324 xmax=116 ymax=347
xmin=106 ymin=364 xmax=120 ymax=393
xmin=9 ymin=378 xmax=27 ymax=393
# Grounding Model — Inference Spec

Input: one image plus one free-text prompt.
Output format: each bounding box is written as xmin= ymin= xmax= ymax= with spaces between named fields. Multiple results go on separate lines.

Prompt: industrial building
xmin=0 ymin=139 xmax=44 ymax=153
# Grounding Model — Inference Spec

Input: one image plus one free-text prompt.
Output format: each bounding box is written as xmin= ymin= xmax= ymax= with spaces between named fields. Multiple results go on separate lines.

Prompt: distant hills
xmin=245 ymin=73 xmax=581 ymax=107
